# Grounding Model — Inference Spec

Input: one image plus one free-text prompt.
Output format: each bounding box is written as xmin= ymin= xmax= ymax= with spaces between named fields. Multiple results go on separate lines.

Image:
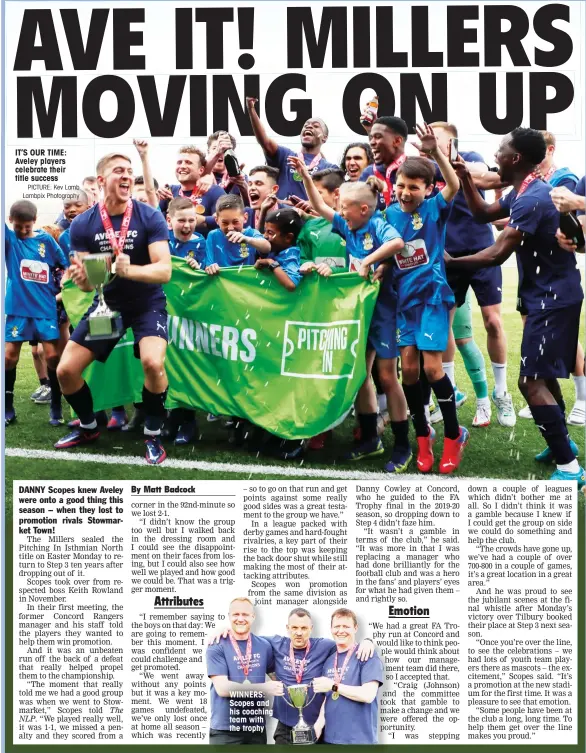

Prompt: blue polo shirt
xmin=322 ymin=649 xmax=384 ymax=745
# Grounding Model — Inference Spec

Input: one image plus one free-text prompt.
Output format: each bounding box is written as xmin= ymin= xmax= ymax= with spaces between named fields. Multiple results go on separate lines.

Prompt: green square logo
xmin=281 ymin=320 xmax=361 ymax=379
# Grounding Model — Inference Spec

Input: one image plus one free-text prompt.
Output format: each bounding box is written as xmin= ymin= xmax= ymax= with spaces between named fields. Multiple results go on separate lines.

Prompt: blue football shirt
xmin=168 ymin=230 xmax=206 ymax=266
xmin=204 ymin=227 xmax=262 ymax=268
xmin=268 ymin=146 xmax=337 ymax=200
xmin=499 ymin=179 xmax=583 ymax=313
xmin=386 ymin=192 xmax=455 ymax=310
xmin=269 ymin=246 xmax=302 ymax=287
xmin=5 ymin=226 xmax=69 ymax=318
xmin=69 ymin=200 xmax=169 ymax=313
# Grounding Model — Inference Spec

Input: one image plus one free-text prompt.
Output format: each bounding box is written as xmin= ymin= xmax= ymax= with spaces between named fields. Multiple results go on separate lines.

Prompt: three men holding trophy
xmin=207 ymin=605 xmax=382 ymax=744
xmin=54 ymin=152 xmax=172 ymax=465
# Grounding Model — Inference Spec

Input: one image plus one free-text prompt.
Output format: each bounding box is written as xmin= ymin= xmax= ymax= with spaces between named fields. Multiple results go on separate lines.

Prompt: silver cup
xmin=82 ymin=253 xmax=123 ymax=340
xmin=283 ymin=683 xmax=316 ymax=745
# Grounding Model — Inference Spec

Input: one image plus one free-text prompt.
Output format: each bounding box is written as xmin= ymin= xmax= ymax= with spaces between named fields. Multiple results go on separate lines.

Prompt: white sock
xmin=424 ymin=404 xmax=431 ymax=423
xmin=491 ymin=362 xmax=507 ymax=397
xmin=443 ymin=362 xmax=455 ymax=387
xmin=477 ymin=397 xmax=490 ymax=407
xmin=80 ymin=420 xmax=97 ymax=430
xmin=377 ymin=393 xmax=388 ymax=413
xmin=557 ymin=459 xmax=580 ymax=473
xmin=572 ymin=375 xmax=586 ymax=402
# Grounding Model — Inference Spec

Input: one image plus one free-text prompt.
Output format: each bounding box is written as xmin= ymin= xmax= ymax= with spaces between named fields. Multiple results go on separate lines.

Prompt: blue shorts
xmin=5 ymin=315 xmax=59 ymax=343
xmin=520 ymin=303 xmax=581 ymax=379
xmin=367 ymin=290 xmax=398 ymax=360
xmin=70 ymin=301 xmax=168 ymax=363
xmin=397 ymin=302 xmax=451 ymax=352
xmin=447 ymin=257 xmax=502 ymax=308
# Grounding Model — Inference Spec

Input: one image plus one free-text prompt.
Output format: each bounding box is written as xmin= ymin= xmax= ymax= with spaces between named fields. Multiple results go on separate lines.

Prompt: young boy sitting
xmin=205 ymin=194 xmax=270 ymax=272
xmin=378 ymin=124 xmax=467 ymax=474
xmin=5 ymin=200 xmax=70 ymax=427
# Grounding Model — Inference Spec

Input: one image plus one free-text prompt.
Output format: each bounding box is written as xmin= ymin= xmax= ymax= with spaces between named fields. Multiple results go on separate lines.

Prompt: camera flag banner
xmin=62 ymin=258 xmax=378 ymax=438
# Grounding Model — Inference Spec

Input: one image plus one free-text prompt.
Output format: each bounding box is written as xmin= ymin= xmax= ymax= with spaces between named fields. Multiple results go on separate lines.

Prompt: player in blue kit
xmin=313 ymin=609 xmax=384 ymax=745
xmin=382 ymin=125 xmax=468 ymax=475
xmin=290 ymin=154 xmax=410 ymax=471
xmin=448 ymin=128 xmax=585 ymax=486
xmin=158 ymin=146 xmax=225 ymax=231
xmin=430 ymin=122 xmax=514 ymax=428
xmin=256 ymin=208 xmax=303 ymax=291
xmin=205 ymin=194 xmax=271 ymax=272
xmin=5 ymin=201 xmax=70 ymax=426
xmin=53 ymin=152 xmax=172 ymax=465
xmin=246 ymin=96 xmax=337 ymax=201
xmin=206 ymin=597 xmax=283 ymax=745
xmin=58 ymin=191 xmax=90 ymax=258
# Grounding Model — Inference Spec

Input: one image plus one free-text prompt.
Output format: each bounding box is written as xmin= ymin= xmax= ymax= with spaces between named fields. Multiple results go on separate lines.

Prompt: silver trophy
xmin=283 ymin=683 xmax=316 ymax=745
xmin=82 ymin=253 xmax=123 ymax=340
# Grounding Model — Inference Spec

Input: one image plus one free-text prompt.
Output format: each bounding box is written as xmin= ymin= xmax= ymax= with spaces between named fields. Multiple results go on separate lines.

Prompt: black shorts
xmin=520 ymin=302 xmax=581 ymax=379
xmin=70 ymin=300 xmax=168 ymax=363
xmin=447 ymin=256 xmax=502 ymax=308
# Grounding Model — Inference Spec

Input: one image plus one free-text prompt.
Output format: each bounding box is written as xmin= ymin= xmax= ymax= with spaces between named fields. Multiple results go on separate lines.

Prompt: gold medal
xmin=195 ymin=204 xmax=205 ymax=214
xmin=331 ymin=691 xmax=339 ymax=701
xmin=292 ymin=171 xmax=302 ymax=182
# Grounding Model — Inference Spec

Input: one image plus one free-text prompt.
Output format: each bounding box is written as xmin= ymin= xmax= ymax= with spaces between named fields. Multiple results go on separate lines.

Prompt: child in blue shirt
xmin=163 ymin=198 xmax=206 ymax=445
xmin=290 ymin=154 xmax=411 ymax=472
xmin=255 ymin=208 xmax=303 ymax=291
xmin=167 ymin=198 xmax=205 ymax=269
xmin=382 ymin=124 xmax=468 ymax=475
xmin=205 ymin=195 xmax=270 ymax=272
xmin=5 ymin=200 xmax=70 ymax=427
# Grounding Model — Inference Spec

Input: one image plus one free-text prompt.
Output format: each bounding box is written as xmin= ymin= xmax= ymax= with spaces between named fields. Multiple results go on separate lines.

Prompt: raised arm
xmin=359 ymin=238 xmax=404 ymax=278
xmin=416 ymin=123 xmax=459 ymax=203
xmin=246 ymin=98 xmax=279 ymax=158
xmin=133 ymin=139 xmax=159 ymax=209
xmin=452 ymin=160 xmax=509 ymax=223
xmin=446 ymin=225 xmax=520 ymax=270
xmin=287 ymin=156 xmax=335 ymax=223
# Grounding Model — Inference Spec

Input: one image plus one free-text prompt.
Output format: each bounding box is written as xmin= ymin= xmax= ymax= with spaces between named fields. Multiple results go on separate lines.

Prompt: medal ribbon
xmin=228 ymin=631 xmax=252 ymax=678
xmin=298 ymin=151 xmax=323 ymax=173
xmin=179 ymin=184 xmax=206 ymax=204
xmin=374 ymin=153 xmax=407 ymax=207
xmin=541 ymin=165 xmax=557 ymax=183
xmin=99 ymin=200 xmax=133 ymax=257
xmin=333 ymin=643 xmax=357 ymax=686
xmin=517 ymin=171 xmax=541 ymax=197
xmin=289 ymin=639 xmax=311 ymax=685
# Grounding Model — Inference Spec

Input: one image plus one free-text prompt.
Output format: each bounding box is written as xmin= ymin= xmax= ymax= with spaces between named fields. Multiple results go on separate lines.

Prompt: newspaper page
xmin=2 ymin=0 xmax=585 ymax=750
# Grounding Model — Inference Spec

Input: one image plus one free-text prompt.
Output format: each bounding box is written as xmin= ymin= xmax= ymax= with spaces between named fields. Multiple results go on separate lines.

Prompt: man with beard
xmin=447 ymin=128 xmax=585 ymax=486
xmin=246 ymin=97 xmax=337 ymax=201
xmin=158 ymin=146 xmax=225 ymax=232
